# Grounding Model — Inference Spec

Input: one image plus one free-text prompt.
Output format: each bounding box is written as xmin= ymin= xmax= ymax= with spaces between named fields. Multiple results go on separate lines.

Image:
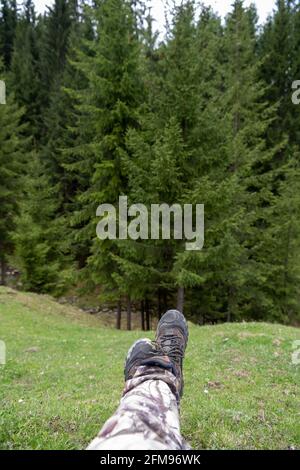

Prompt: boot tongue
xmin=141 ymin=355 xmax=175 ymax=373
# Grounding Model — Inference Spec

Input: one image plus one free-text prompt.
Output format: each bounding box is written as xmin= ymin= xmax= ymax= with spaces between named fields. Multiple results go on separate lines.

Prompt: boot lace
xmin=158 ymin=334 xmax=184 ymax=360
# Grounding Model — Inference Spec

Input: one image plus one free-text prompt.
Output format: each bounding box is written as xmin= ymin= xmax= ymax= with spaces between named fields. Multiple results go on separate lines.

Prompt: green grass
xmin=0 ymin=286 xmax=299 ymax=450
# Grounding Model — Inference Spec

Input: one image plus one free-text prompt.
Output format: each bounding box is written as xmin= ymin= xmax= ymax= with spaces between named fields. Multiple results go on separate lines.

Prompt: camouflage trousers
xmin=87 ymin=365 xmax=190 ymax=450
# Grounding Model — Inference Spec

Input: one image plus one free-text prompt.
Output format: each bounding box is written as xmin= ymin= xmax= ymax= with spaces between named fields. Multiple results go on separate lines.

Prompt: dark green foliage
xmin=0 ymin=59 xmax=27 ymax=283
xmin=1 ymin=0 xmax=299 ymax=326
xmin=13 ymin=155 xmax=71 ymax=294
xmin=10 ymin=0 xmax=43 ymax=139
xmin=62 ymin=1 xmax=144 ymax=320
xmin=0 ymin=0 xmax=17 ymax=68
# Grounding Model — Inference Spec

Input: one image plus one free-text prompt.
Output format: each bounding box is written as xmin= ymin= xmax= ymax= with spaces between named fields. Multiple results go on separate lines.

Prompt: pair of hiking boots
xmin=124 ymin=309 xmax=189 ymax=398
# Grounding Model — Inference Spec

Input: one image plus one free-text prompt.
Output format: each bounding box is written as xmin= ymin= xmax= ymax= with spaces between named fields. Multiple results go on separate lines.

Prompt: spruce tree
xmin=40 ymin=0 xmax=76 ymax=93
xmin=257 ymin=0 xmax=300 ymax=321
xmin=13 ymin=155 xmax=71 ymax=293
xmin=149 ymin=1 xmax=198 ymax=311
xmin=173 ymin=1 xmax=281 ymax=322
xmin=64 ymin=0 xmax=144 ymax=327
xmin=0 ymin=60 xmax=27 ymax=284
xmin=0 ymin=0 xmax=17 ymax=69
xmin=259 ymin=0 xmax=294 ymax=150
xmin=10 ymin=0 xmax=42 ymax=140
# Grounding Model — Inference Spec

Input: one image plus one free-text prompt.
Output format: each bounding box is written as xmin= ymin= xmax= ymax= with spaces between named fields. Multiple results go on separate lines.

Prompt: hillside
xmin=0 ymin=286 xmax=299 ymax=450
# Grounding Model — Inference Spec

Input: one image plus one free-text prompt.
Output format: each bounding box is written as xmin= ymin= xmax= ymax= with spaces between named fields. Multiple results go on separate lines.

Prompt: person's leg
xmin=87 ymin=359 xmax=184 ymax=450
xmin=87 ymin=310 xmax=189 ymax=450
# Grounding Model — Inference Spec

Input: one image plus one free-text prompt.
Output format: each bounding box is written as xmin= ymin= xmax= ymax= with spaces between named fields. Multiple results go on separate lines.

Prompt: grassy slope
xmin=0 ymin=286 xmax=299 ymax=450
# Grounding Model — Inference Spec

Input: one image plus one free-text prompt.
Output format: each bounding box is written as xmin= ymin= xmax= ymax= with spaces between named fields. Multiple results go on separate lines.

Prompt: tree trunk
xmin=145 ymin=298 xmax=150 ymax=331
xmin=163 ymin=290 xmax=168 ymax=313
xmin=283 ymin=222 xmax=292 ymax=319
xmin=116 ymin=301 xmax=121 ymax=330
xmin=227 ymin=287 xmax=234 ymax=323
xmin=127 ymin=297 xmax=132 ymax=331
xmin=157 ymin=288 xmax=162 ymax=320
xmin=0 ymin=255 xmax=6 ymax=286
xmin=177 ymin=286 xmax=184 ymax=313
xmin=140 ymin=300 xmax=145 ymax=331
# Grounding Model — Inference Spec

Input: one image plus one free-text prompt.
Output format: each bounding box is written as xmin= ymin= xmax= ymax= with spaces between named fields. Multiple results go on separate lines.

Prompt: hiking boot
xmin=124 ymin=338 xmax=174 ymax=381
xmin=155 ymin=309 xmax=189 ymax=397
